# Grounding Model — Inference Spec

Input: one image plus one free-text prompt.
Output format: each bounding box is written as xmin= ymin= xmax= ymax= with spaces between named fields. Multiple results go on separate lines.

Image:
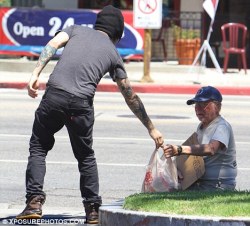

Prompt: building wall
xmin=43 ymin=0 xmax=78 ymax=9
xmin=152 ymin=0 xmax=204 ymax=61
xmin=180 ymin=0 xmax=202 ymax=12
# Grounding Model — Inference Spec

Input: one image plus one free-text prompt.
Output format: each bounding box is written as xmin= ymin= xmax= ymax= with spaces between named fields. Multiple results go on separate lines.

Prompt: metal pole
xmin=201 ymin=0 xmax=220 ymax=66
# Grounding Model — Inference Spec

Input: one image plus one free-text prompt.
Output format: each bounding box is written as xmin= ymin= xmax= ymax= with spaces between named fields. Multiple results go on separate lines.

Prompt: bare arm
xmin=116 ymin=78 xmax=164 ymax=148
xmin=163 ymin=139 xmax=224 ymax=158
xmin=27 ymin=31 xmax=69 ymax=98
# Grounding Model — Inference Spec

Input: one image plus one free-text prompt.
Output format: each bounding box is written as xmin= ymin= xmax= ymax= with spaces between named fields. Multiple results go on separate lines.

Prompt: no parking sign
xmin=133 ymin=0 xmax=162 ymax=29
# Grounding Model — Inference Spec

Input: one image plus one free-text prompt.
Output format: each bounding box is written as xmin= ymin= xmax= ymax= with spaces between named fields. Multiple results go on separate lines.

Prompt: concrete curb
xmin=99 ymin=204 xmax=250 ymax=226
xmin=1 ymin=81 xmax=250 ymax=96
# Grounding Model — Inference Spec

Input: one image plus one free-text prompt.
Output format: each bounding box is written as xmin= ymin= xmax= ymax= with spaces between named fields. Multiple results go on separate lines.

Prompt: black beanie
xmin=94 ymin=5 xmax=124 ymax=42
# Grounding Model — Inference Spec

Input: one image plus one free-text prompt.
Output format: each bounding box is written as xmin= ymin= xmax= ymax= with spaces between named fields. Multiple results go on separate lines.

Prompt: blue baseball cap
xmin=187 ymin=86 xmax=222 ymax=105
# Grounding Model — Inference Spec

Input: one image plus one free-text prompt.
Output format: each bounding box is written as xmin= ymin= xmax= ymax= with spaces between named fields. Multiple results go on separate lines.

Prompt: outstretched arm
xmin=116 ymin=78 xmax=164 ymax=148
xmin=163 ymin=140 xmax=223 ymax=158
xmin=28 ymin=31 xmax=69 ymax=98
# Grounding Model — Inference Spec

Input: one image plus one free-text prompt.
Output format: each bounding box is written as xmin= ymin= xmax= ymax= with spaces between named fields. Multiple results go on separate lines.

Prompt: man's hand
xmin=149 ymin=128 xmax=164 ymax=149
xmin=27 ymin=74 xmax=39 ymax=98
xmin=26 ymin=31 xmax=69 ymax=99
xmin=163 ymin=144 xmax=177 ymax=158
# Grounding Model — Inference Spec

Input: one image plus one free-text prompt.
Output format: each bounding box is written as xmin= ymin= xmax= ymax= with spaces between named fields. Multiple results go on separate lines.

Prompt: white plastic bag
xmin=141 ymin=149 xmax=179 ymax=193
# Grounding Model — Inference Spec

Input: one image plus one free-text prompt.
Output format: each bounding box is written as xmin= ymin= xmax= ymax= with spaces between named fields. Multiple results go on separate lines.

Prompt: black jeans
xmin=25 ymin=86 xmax=102 ymax=204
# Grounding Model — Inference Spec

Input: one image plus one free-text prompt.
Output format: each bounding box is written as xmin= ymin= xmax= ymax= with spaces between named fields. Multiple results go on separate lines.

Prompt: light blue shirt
xmin=197 ymin=116 xmax=237 ymax=183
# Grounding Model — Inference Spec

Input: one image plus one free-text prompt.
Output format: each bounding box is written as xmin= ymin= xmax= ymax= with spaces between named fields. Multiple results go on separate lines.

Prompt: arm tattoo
xmin=36 ymin=44 xmax=57 ymax=68
xmin=118 ymin=79 xmax=154 ymax=130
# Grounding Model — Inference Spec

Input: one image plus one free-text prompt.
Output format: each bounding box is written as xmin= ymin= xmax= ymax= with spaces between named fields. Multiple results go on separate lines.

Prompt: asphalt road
xmin=0 ymin=89 xmax=250 ymax=212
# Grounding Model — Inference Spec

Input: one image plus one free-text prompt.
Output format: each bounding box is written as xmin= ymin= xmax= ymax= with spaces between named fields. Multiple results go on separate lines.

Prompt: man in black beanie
xmin=94 ymin=5 xmax=124 ymax=43
xmin=16 ymin=5 xmax=164 ymax=224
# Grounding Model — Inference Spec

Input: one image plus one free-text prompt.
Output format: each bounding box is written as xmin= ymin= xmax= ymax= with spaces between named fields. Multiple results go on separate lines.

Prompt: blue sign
xmin=1 ymin=8 xmax=144 ymax=56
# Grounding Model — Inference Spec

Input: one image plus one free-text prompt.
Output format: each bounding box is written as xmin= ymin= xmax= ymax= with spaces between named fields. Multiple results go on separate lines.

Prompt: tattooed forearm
xmin=128 ymin=94 xmax=154 ymax=130
xmin=118 ymin=79 xmax=154 ymax=130
xmin=36 ymin=44 xmax=57 ymax=68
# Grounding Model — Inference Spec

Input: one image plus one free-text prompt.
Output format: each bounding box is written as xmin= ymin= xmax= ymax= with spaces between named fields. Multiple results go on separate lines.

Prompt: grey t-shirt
xmin=197 ymin=116 xmax=237 ymax=183
xmin=47 ymin=25 xmax=127 ymax=98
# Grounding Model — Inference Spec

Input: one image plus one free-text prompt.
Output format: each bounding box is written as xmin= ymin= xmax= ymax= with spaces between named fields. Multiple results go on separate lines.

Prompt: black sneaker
xmin=84 ymin=202 xmax=101 ymax=224
xmin=16 ymin=195 xmax=45 ymax=219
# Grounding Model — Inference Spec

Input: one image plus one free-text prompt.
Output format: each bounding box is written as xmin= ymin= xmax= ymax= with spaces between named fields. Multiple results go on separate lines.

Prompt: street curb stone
xmin=99 ymin=204 xmax=250 ymax=226
xmin=1 ymin=81 xmax=250 ymax=96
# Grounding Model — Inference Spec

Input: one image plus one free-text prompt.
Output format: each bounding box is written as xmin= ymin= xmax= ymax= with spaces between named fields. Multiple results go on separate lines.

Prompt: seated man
xmin=163 ymin=86 xmax=237 ymax=191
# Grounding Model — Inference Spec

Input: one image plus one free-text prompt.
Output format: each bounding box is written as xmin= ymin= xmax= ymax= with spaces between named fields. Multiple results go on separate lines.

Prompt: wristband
xmin=177 ymin=145 xmax=183 ymax=155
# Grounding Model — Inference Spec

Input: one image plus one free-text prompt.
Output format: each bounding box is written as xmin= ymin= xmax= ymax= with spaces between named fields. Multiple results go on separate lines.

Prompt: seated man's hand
xmin=163 ymin=144 xmax=178 ymax=157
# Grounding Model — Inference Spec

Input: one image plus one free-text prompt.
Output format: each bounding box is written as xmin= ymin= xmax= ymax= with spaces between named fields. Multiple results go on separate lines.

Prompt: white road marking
xmin=0 ymin=159 xmax=249 ymax=171
xmin=0 ymin=133 xmax=250 ymax=145
xmin=0 ymin=159 xmax=144 ymax=167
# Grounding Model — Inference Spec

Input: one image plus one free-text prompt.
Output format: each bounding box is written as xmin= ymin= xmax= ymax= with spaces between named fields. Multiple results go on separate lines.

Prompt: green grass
xmin=123 ymin=190 xmax=250 ymax=217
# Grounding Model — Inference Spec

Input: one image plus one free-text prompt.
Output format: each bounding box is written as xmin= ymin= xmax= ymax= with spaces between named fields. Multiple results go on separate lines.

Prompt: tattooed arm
xmin=116 ymin=78 xmax=164 ymax=148
xmin=27 ymin=31 xmax=69 ymax=98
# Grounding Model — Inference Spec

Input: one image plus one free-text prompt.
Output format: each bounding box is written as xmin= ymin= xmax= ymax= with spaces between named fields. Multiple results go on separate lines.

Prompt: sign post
xmin=133 ymin=0 xmax=162 ymax=82
xmin=142 ymin=29 xmax=152 ymax=82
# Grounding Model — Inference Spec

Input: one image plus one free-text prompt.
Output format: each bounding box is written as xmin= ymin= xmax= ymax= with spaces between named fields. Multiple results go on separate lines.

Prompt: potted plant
xmin=172 ymin=24 xmax=201 ymax=65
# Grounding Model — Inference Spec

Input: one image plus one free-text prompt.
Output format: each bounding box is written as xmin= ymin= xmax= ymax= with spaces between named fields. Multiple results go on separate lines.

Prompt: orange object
xmin=175 ymin=38 xmax=200 ymax=65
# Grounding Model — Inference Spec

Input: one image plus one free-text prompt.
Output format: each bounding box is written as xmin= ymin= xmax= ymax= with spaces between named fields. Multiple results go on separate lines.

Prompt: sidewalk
xmin=0 ymin=205 xmax=88 ymax=225
xmin=1 ymin=58 xmax=250 ymax=95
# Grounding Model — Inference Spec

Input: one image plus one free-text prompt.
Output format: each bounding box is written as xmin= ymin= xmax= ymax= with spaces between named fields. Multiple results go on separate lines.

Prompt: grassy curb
xmin=124 ymin=191 xmax=250 ymax=217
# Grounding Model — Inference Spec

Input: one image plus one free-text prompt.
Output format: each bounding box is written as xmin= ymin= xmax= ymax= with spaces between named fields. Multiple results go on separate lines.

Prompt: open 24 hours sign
xmin=133 ymin=0 xmax=162 ymax=29
xmin=0 ymin=7 xmax=144 ymax=58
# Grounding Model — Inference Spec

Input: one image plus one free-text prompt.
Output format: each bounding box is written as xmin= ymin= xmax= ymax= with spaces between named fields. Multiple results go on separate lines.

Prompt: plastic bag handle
xmin=147 ymin=148 xmax=158 ymax=166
